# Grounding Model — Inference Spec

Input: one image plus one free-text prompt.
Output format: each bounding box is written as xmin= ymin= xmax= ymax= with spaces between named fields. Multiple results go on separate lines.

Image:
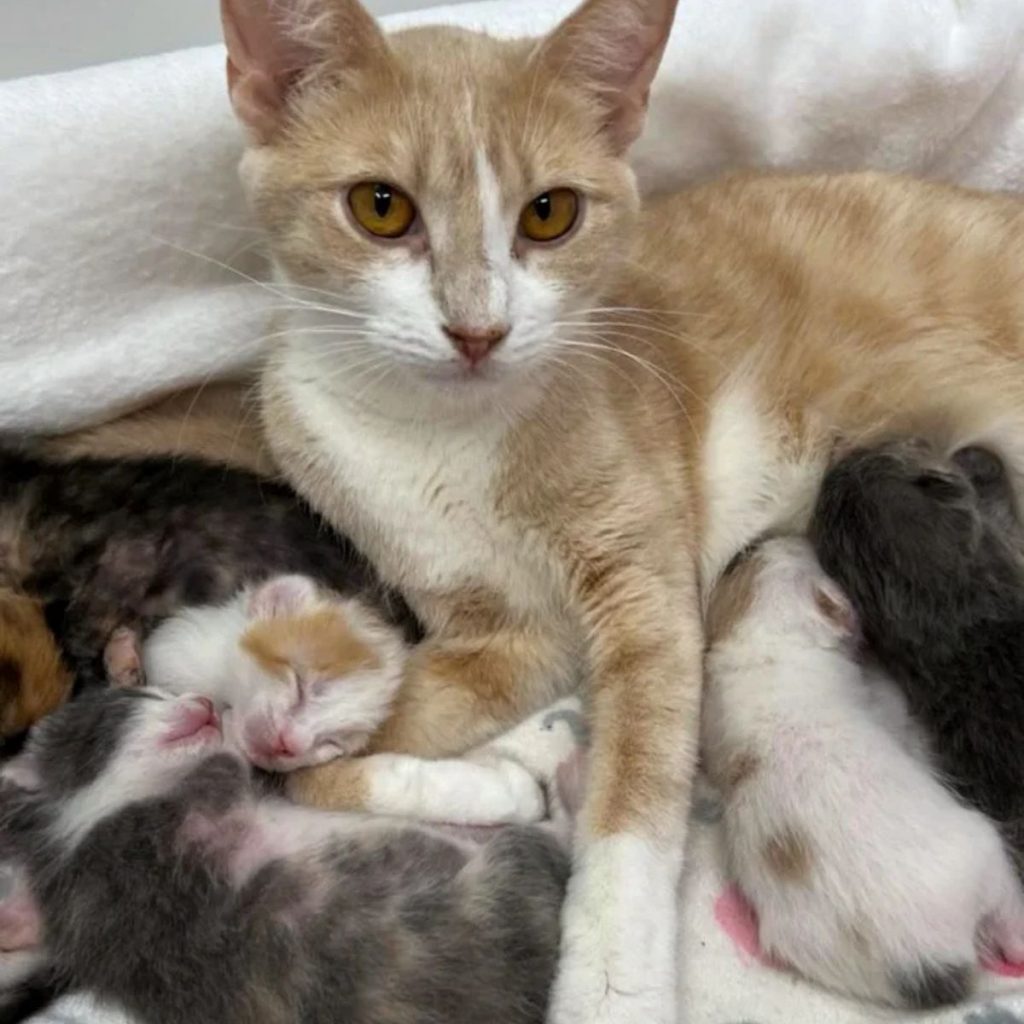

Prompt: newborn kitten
xmin=0 ymin=452 xmax=419 ymax=689
xmin=811 ymin=440 xmax=1024 ymax=861
xmin=0 ymin=591 xmax=72 ymax=742
xmin=0 ymin=689 xmax=570 ymax=1024
xmin=141 ymin=574 xmax=409 ymax=771
xmin=141 ymin=576 xmax=572 ymax=826
xmin=702 ymin=536 xmax=1024 ymax=1009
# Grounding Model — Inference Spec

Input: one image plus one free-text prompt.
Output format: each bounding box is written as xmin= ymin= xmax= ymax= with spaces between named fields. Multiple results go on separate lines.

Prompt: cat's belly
xmin=699 ymin=379 xmax=828 ymax=587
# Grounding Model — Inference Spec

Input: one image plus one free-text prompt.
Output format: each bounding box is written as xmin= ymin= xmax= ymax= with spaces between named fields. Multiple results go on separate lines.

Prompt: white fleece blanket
xmin=6 ymin=0 xmax=1024 ymax=1021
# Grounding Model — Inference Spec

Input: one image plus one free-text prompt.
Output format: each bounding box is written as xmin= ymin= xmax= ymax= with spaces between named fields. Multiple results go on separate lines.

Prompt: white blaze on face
xmin=474 ymin=145 xmax=511 ymax=323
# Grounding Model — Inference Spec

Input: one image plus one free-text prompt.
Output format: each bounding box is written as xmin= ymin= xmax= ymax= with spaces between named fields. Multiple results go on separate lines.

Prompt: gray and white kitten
xmin=0 ymin=689 xmax=570 ymax=1024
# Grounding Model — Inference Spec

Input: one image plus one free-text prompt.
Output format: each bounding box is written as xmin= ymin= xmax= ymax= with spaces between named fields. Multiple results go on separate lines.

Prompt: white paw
xmin=478 ymin=697 xmax=586 ymax=782
xmin=548 ymin=835 xmax=678 ymax=1024
xmin=494 ymin=760 xmax=547 ymax=823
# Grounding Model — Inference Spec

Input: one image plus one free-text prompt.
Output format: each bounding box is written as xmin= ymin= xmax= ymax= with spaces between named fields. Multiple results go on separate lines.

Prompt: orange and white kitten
xmin=142 ymin=573 xmax=561 ymax=824
xmin=222 ymin=0 xmax=1024 ymax=1019
xmin=142 ymin=574 xmax=405 ymax=770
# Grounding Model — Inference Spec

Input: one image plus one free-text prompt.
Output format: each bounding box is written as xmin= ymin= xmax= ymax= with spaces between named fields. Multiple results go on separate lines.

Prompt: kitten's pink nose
xmin=443 ymin=324 xmax=508 ymax=367
xmin=252 ymin=729 xmax=297 ymax=762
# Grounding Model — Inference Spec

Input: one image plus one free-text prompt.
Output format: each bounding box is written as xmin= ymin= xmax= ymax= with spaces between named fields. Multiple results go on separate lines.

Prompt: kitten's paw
xmin=103 ymin=626 xmax=144 ymax=688
xmin=548 ymin=835 xmax=678 ymax=1024
xmin=478 ymin=697 xmax=586 ymax=783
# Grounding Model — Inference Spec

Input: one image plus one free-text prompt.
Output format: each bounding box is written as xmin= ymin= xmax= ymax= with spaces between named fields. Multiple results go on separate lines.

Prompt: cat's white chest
xmin=293 ymin=373 xmax=536 ymax=602
xmin=700 ymin=380 xmax=827 ymax=586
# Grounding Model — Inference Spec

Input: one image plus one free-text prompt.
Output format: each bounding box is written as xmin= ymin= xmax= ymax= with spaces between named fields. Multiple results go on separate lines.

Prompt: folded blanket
xmin=5 ymin=0 xmax=1024 ymax=433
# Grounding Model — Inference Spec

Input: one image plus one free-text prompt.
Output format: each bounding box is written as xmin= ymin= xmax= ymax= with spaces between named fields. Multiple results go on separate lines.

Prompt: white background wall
xmin=0 ymin=0 xmax=462 ymax=80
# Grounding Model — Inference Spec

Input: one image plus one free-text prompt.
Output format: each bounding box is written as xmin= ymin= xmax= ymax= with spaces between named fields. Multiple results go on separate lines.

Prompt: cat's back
xmin=640 ymin=171 xmax=1024 ymax=296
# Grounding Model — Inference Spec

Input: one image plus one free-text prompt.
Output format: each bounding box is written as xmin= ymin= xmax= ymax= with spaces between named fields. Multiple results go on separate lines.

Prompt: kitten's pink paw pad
xmin=983 ymin=954 xmax=1024 ymax=978
xmin=713 ymin=885 xmax=779 ymax=968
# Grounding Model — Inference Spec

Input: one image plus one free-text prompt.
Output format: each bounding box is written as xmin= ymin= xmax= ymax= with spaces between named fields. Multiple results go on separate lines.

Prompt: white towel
xmin=4 ymin=0 xmax=1024 ymax=432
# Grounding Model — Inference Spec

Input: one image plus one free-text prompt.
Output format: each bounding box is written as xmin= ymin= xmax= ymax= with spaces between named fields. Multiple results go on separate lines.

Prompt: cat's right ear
xmin=247 ymin=575 xmax=319 ymax=620
xmin=221 ymin=0 xmax=390 ymax=141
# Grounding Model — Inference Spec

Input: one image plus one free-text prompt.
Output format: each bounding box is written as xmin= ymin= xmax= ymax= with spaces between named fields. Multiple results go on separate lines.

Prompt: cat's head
xmin=224 ymin=0 xmax=677 ymax=413
xmin=233 ymin=575 xmax=407 ymax=771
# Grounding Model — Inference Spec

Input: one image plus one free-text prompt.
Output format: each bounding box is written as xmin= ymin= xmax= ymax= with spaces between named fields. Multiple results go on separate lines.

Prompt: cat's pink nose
xmin=443 ymin=324 xmax=508 ymax=367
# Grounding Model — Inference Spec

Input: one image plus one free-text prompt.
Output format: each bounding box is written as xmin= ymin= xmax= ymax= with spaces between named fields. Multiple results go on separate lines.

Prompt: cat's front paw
xmin=548 ymin=835 xmax=678 ymax=1024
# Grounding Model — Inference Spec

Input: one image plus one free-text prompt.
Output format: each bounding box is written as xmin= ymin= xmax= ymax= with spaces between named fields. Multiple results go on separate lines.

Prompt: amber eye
xmin=348 ymin=182 xmax=417 ymax=239
xmin=518 ymin=188 xmax=579 ymax=243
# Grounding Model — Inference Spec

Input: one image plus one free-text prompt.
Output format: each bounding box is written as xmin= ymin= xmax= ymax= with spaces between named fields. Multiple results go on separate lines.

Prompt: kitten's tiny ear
xmin=536 ymin=0 xmax=678 ymax=152
xmin=221 ymin=0 xmax=390 ymax=141
xmin=0 ymin=753 xmax=41 ymax=794
xmin=812 ymin=580 xmax=858 ymax=638
xmin=247 ymin=575 xmax=319 ymax=621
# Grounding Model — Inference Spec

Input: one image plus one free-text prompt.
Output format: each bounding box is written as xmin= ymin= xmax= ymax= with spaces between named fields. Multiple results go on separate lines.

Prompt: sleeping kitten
xmin=0 ymin=451 xmax=419 ymax=690
xmin=702 ymin=536 xmax=1024 ymax=1008
xmin=223 ymin=0 xmax=1024 ymax=1016
xmin=811 ymin=440 xmax=1024 ymax=863
xmin=0 ymin=591 xmax=72 ymax=743
xmin=0 ymin=689 xmax=570 ymax=1024
xmin=140 ymin=574 xmax=407 ymax=770
xmin=141 ymin=575 xmax=573 ymax=825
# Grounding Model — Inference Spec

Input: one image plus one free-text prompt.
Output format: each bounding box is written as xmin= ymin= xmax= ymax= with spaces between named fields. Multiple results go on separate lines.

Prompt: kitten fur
xmin=0 ymin=689 xmax=568 ymax=1024
xmin=0 ymin=591 xmax=72 ymax=742
xmin=0 ymin=452 xmax=420 ymax=690
xmin=702 ymin=536 xmax=1024 ymax=1008
xmin=142 ymin=574 xmax=555 ymax=825
xmin=222 ymin=0 xmax=1024 ymax=1016
xmin=811 ymin=440 xmax=1024 ymax=864
xmin=143 ymin=574 xmax=409 ymax=771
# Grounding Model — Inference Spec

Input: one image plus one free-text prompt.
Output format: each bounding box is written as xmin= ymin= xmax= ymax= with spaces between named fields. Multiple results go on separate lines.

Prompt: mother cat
xmin=222 ymin=0 xmax=1024 ymax=1019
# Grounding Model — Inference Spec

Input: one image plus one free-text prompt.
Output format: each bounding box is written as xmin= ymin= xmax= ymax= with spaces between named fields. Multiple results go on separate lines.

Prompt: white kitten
xmin=702 ymin=536 xmax=1024 ymax=1009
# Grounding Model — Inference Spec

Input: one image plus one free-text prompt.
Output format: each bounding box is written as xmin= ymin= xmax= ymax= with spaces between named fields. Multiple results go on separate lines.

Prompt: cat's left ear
xmin=535 ymin=0 xmax=678 ymax=153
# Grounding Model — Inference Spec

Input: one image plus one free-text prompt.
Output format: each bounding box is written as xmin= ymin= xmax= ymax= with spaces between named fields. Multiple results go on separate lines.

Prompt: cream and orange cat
xmin=218 ymin=0 xmax=1024 ymax=1019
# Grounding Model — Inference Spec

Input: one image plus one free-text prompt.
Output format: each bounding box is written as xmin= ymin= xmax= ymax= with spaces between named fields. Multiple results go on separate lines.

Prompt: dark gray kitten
xmin=810 ymin=439 xmax=1024 ymax=862
xmin=0 ymin=689 xmax=568 ymax=1024
xmin=0 ymin=452 xmax=421 ymax=691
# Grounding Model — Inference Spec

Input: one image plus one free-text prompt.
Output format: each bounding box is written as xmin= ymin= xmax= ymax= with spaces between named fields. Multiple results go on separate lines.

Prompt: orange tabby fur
xmin=0 ymin=589 xmax=73 ymax=736
xmin=241 ymin=606 xmax=381 ymax=682
xmin=37 ymin=380 xmax=275 ymax=476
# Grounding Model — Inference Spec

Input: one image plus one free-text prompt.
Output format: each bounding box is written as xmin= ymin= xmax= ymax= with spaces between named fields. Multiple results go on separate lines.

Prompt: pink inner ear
xmin=247 ymin=575 xmax=318 ymax=621
xmin=813 ymin=584 xmax=858 ymax=636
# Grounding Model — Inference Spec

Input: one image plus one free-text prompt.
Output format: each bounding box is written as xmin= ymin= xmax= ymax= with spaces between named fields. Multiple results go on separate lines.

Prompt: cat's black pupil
xmin=374 ymin=186 xmax=393 ymax=218
xmin=534 ymin=194 xmax=552 ymax=221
